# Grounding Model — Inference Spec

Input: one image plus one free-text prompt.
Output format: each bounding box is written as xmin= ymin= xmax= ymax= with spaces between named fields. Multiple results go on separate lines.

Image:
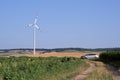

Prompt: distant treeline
xmin=1 ymin=48 xmax=120 ymax=53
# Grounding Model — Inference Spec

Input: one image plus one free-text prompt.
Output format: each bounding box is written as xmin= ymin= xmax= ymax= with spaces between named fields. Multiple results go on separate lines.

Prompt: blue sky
xmin=0 ymin=0 xmax=120 ymax=49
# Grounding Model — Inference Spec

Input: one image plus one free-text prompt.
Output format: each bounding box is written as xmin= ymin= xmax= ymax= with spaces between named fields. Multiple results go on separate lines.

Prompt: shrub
xmin=0 ymin=57 xmax=88 ymax=80
xmin=100 ymin=51 xmax=120 ymax=62
xmin=99 ymin=51 xmax=120 ymax=68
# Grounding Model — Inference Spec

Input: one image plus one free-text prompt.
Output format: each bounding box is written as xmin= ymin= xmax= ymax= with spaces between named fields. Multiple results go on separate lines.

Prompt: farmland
xmin=100 ymin=51 xmax=120 ymax=69
xmin=0 ymin=56 xmax=88 ymax=80
xmin=0 ymin=49 xmax=120 ymax=80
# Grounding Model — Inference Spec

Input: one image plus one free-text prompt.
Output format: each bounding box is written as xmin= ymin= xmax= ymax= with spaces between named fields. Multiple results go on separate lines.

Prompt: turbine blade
xmin=26 ymin=24 xmax=33 ymax=27
xmin=29 ymin=24 xmax=33 ymax=27
xmin=34 ymin=16 xmax=38 ymax=24
xmin=34 ymin=25 xmax=40 ymax=29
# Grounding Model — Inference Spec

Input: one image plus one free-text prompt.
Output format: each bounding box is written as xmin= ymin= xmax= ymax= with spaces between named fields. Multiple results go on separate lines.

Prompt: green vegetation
xmin=0 ymin=56 xmax=88 ymax=80
xmin=100 ymin=51 xmax=120 ymax=62
xmin=99 ymin=51 xmax=120 ymax=68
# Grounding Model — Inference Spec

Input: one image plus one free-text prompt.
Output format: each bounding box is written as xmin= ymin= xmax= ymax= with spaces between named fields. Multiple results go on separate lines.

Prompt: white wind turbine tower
xmin=26 ymin=16 xmax=40 ymax=55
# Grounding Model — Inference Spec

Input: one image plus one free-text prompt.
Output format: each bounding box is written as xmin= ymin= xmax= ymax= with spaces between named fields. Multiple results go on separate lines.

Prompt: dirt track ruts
xmin=107 ymin=65 xmax=120 ymax=80
xmin=72 ymin=61 xmax=96 ymax=80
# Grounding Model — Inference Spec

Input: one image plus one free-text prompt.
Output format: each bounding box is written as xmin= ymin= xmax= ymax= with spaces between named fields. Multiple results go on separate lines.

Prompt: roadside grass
xmin=0 ymin=56 xmax=89 ymax=80
xmin=85 ymin=61 xmax=112 ymax=80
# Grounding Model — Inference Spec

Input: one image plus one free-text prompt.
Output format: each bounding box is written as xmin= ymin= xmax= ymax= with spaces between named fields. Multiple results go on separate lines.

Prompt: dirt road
xmin=72 ymin=60 xmax=120 ymax=80
xmin=72 ymin=61 xmax=96 ymax=80
xmin=107 ymin=65 xmax=120 ymax=80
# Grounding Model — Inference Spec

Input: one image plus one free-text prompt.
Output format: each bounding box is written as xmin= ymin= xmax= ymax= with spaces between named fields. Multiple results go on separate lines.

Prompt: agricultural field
xmin=0 ymin=56 xmax=88 ymax=80
xmin=1 ymin=51 xmax=100 ymax=58
xmin=100 ymin=51 xmax=120 ymax=68
xmin=0 ymin=50 xmax=120 ymax=80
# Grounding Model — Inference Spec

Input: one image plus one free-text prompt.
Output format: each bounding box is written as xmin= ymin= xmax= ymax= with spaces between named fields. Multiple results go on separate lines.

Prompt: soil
xmin=8 ymin=51 xmax=100 ymax=58
xmin=106 ymin=65 xmax=120 ymax=80
xmin=72 ymin=60 xmax=120 ymax=80
xmin=72 ymin=61 xmax=96 ymax=80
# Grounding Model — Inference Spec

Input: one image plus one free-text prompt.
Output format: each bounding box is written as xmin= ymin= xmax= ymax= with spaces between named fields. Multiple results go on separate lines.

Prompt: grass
xmin=85 ymin=61 xmax=112 ymax=80
xmin=0 ymin=56 xmax=89 ymax=80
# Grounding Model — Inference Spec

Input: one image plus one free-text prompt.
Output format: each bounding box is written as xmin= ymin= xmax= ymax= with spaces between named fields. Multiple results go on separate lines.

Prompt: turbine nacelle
xmin=26 ymin=16 xmax=40 ymax=30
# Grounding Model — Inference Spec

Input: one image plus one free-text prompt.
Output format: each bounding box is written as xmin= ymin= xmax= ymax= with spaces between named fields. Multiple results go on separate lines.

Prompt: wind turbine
xmin=26 ymin=16 xmax=40 ymax=55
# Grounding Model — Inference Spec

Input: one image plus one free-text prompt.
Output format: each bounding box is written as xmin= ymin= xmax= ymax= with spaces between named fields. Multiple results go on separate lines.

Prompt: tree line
xmin=1 ymin=47 xmax=120 ymax=53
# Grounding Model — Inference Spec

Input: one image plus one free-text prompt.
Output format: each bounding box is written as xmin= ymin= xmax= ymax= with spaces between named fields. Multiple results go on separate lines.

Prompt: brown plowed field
xmin=9 ymin=51 xmax=100 ymax=58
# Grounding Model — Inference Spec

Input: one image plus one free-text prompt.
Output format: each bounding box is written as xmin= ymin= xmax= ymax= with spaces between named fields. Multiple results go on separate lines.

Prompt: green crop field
xmin=0 ymin=56 xmax=88 ymax=80
xmin=100 ymin=51 xmax=120 ymax=68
